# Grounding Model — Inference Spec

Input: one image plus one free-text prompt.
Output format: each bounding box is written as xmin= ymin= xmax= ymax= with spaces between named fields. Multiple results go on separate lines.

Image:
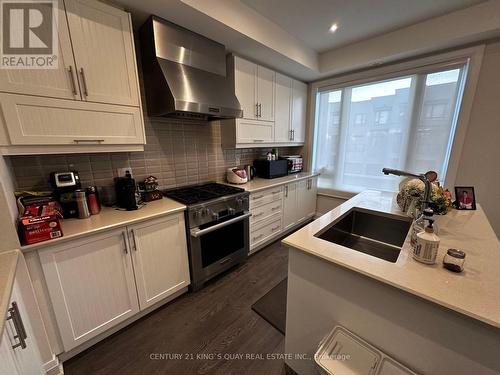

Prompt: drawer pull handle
xmin=74 ymin=139 xmax=104 ymax=144
xmin=272 ymin=190 xmax=281 ymax=194
xmin=253 ymin=195 xmax=264 ymax=199
xmin=253 ymin=139 xmax=265 ymax=142
xmin=271 ymin=225 xmax=280 ymax=232
xmin=271 ymin=206 xmax=280 ymax=211
xmin=253 ymin=234 xmax=264 ymax=241
xmin=253 ymin=212 xmax=264 ymax=218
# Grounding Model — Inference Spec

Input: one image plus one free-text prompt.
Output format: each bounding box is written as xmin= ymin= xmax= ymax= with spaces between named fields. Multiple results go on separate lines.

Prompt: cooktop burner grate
xmin=163 ymin=182 xmax=245 ymax=205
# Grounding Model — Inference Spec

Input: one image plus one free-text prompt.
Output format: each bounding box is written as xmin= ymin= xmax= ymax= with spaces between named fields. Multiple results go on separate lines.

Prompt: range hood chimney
xmin=139 ymin=16 xmax=242 ymax=120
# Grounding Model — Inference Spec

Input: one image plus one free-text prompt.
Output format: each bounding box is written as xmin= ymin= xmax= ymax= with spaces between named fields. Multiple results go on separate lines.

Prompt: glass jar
xmin=443 ymin=248 xmax=466 ymax=272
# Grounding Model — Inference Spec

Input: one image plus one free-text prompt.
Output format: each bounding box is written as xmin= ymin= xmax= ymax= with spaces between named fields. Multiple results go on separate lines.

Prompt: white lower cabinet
xmin=39 ymin=212 xmax=190 ymax=351
xmin=129 ymin=215 xmax=190 ymax=310
xmin=283 ymin=176 xmax=318 ymax=231
xmin=39 ymin=228 xmax=140 ymax=351
xmin=1 ymin=279 xmax=44 ymax=375
xmin=249 ymin=176 xmax=318 ymax=253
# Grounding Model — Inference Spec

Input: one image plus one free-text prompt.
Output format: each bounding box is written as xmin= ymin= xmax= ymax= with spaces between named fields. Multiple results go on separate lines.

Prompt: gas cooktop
xmin=163 ymin=183 xmax=245 ymax=205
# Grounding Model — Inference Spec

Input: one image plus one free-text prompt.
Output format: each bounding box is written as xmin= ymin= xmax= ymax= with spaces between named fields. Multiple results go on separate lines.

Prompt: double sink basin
xmin=314 ymin=208 xmax=412 ymax=263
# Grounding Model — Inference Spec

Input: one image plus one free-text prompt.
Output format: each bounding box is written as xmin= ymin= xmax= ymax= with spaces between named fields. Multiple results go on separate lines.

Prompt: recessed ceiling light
xmin=329 ymin=23 xmax=338 ymax=33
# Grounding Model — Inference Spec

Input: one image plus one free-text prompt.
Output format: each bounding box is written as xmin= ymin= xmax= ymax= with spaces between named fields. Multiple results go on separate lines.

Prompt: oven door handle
xmin=190 ymin=212 xmax=252 ymax=238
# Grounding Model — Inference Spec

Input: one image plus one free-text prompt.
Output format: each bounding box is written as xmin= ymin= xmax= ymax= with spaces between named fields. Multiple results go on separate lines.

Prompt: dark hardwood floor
xmin=64 ymin=240 xmax=289 ymax=375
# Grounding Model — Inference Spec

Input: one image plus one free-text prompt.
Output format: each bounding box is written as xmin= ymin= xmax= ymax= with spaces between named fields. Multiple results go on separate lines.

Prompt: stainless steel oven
xmin=163 ymin=183 xmax=251 ymax=291
xmin=189 ymin=211 xmax=250 ymax=290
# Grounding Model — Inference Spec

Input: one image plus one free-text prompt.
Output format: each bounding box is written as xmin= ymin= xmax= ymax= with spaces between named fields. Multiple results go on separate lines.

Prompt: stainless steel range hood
xmin=139 ymin=16 xmax=242 ymax=120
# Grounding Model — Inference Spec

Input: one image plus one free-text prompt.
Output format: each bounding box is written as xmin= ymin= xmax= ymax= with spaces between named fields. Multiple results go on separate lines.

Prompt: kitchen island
xmin=282 ymin=190 xmax=500 ymax=375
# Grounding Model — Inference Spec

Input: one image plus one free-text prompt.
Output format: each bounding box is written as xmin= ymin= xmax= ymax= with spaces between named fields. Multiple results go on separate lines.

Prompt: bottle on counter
xmin=86 ymin=186 xmax=101 ymax=215
xmin=410 ymin=208 xmax=438 ymax=250
xmin=414 ymin=219 xmax=440 ymax=264
xmin=75 ymin=189 xmax=91 ymax=219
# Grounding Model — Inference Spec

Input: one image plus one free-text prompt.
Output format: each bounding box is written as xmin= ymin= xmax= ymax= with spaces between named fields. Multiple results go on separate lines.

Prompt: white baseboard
xmin=44 ymin=355 xmax=63 ymax=375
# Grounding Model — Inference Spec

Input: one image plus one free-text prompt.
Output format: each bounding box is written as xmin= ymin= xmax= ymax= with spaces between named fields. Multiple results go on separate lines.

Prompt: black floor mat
xmin=251 ymin=278 xmax=287 ymax=334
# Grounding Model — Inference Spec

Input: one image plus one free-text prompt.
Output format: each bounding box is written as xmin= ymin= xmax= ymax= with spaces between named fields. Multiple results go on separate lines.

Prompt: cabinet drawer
xmin=251 ymin=199 xmax=282 ymax=225
xmin=250 ymin=213 xmax=282 ymax=250
xmin=250 ymin=186 xmax=283 ymax=208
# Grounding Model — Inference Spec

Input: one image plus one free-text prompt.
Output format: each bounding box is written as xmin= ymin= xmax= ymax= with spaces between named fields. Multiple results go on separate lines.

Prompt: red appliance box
xmin=19 ymin=215 xmax=63 ymax=245
xmin=18 ymin=200 xmax=64 ymax=245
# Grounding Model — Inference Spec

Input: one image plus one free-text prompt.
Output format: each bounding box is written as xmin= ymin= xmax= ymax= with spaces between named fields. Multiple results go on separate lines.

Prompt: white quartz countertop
xmin=0 ymin=250 xmax=19 ymax=337
xmin=21 ymin=197 xmax=186 ymax=252
xmin=282 ymin=190 xmax=500 ymax=329
xmin=223 ymin=172 xmax=320 ymax=193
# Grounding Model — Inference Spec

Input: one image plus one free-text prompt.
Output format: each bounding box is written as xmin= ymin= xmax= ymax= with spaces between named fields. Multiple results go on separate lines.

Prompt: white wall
xmin=455 ymin=40 xmax=500 ymax=237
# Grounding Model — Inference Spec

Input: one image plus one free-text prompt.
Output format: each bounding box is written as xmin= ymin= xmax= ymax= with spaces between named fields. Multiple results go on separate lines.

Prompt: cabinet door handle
xmin=285 ymin=185 xmax=288 ymax=197
xmin=80 ymin=67 xmax=89 ymax=97
xmin=68 ymin=65 xmax=77 ymax=95
xmin=289 ymin=129 xmax=293 ymax=141
xmin=131 ymin=229 xmax=138 ymax=251
xmin=255 ymin=103 xmax=259 ymax=118
xmin=7 ymin=302 xmax=27 ymax=350
xmin=292 ymin=129 xmax=295 ymax=141
xmin=122 ymin=231 xmax=129 ymax=254
xmin=258 ymin=103 xmax=262 ymax=117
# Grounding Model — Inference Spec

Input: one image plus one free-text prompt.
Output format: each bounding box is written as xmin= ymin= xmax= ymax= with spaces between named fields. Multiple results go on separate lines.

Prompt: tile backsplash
xmin=8 ymin=117 xmax=301 ymax=191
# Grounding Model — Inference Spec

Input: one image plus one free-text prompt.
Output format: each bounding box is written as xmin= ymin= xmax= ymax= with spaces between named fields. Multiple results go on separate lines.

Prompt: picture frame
xmin=454 ymin=186 xmax=476 ymax=210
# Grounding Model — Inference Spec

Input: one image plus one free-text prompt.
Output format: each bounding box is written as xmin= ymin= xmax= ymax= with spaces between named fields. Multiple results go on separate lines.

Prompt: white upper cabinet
xmin=222 ymin=55 xmax=306 ymax=148
xmin=0 ymin=0 xmax=79 ymax=100
xmin=129 ymin=214 xmax=190 ymax=310
xmin=257 ymin=65 xmax=275 ymax=122
xmin=0 ymin=93 xmax=145 ymax=147
xmin=291 ymin=79 xmax=308 ymax=143
xmin=0 ymin=0 xmax=145 ymax=154
xmin=64 ymin=0 xmax=140 ymax=106
xmin=234 ymin=56 xmax=257 ymax=120
xmin=274 ymin=72 xmax=292 ymax=142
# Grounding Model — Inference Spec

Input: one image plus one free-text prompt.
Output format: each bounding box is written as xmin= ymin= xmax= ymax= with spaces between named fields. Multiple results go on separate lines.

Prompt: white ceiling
xmin=240 ymin=0 xmax=486 ymax=52
xmin=114 ymin=0 xmax=499 ymax=80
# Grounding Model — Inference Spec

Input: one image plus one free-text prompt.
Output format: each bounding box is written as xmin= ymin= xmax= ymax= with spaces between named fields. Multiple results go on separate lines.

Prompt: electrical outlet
xmin=117 ymin=167 xmax=133 ymax=178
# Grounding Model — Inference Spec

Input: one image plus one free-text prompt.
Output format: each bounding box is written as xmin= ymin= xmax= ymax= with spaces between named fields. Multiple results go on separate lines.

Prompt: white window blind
xmin=313 ymin=64 xmax=468 ymax=194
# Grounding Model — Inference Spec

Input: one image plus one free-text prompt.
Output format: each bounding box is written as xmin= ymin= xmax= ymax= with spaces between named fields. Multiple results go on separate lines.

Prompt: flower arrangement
xmin=397 ymin=178 xmax=453 ymax=217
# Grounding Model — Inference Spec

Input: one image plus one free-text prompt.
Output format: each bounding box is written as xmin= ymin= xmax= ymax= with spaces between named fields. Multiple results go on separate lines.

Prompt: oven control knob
xmin=193 ymin=209 xmax=201 ymax=218
xmin=212 ymin=212 xmax=219 ymax=220
xmin=236 ymin=198 xmax=243 ymax=206
xmin=228 ymin=208 xmax=236 ymax=215
xmin=202 ymin=208 xmax=210 ymax=216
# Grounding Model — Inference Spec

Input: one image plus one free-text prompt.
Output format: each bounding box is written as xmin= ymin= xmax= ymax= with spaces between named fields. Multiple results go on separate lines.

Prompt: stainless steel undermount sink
xmin=315 ymin=208 xmax=412 ymax=263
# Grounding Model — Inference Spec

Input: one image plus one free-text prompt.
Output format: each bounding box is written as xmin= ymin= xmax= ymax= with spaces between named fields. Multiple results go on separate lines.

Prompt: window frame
xmin=307 ymin=45 xmax=485 ymax=199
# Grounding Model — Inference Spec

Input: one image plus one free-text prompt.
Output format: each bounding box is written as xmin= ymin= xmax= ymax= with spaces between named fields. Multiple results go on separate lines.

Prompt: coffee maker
xmin=50 ymin=171 xmax=81 ymax=218
xmin=115 ymin=174 xmax=138 ymax=211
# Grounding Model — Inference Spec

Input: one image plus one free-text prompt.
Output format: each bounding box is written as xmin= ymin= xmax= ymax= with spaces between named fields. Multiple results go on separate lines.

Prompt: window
xmin=354 ymin=113 xmax=367 ymax=126
xmin=313 ymin=66 xmax=466 ymax=193
xmin=374 ymin=109 xmax=390 ymax=125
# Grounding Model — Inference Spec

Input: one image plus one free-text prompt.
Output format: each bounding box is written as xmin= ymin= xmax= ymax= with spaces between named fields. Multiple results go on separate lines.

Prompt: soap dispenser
xmin=414 ymin=219 xmax=440 ymax=264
